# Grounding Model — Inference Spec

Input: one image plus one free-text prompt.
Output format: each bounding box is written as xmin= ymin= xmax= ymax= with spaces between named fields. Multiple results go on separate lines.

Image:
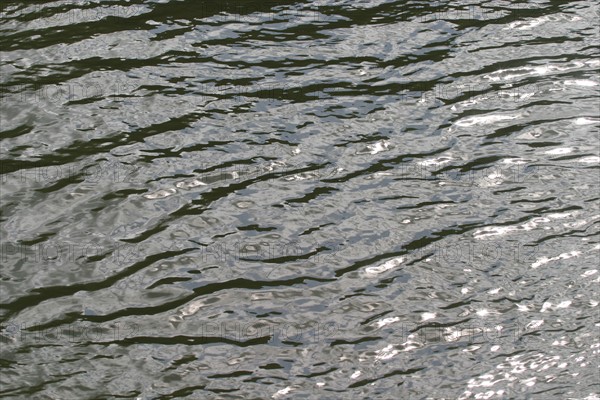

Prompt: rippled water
xmin=1 ymin=1 xmax=599 ymax=399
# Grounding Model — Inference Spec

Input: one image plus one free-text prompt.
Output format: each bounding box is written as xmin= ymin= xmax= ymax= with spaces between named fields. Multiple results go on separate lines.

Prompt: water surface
xmin=1 ymin=1 xmax=599 ymax=399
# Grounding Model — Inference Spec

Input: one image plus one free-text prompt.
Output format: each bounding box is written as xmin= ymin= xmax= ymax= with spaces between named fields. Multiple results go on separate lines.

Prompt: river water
xmin=1 ymin=1 xmax=599 ymax=399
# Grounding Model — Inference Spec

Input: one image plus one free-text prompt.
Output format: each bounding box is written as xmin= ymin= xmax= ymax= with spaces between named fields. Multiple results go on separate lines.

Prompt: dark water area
xmin=0 ymin=1 xmax=599 ymax=399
